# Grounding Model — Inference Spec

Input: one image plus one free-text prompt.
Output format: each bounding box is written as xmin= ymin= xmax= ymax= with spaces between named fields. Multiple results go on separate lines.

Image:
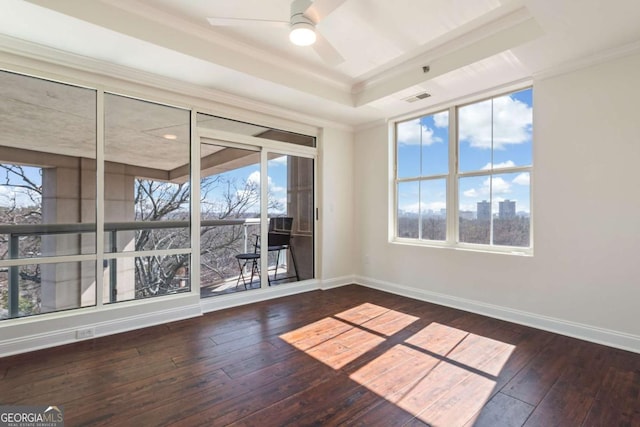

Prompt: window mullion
xmin=449 ymin=105 xmax=457 ymax=244
xmin=397 ymin=173 xmax=448 ymax=183
xmin=489 ymin=98 xmax=495 ymax=245
xmin=458 ymin=166 xmax=531 ymax=178
xmin=96 ymin=89 xmax=105 ymax=307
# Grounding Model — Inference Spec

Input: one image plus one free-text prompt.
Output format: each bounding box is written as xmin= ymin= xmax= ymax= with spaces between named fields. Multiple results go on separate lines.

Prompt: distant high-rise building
xmin=499 ymin=199 xmax=516 ymax=219
xmin=477 ymin=200 xmax=491 ymax=220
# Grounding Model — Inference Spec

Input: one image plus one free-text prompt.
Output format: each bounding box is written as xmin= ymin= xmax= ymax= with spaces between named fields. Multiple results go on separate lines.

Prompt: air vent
xmin=404 ymin=92 xmax=431 ymax=103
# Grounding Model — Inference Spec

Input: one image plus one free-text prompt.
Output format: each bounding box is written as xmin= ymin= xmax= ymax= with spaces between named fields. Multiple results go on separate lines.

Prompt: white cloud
xmin=433 ymin=111 xmax=449 ymax=128
xmin=397 ymin=118 xmax=443 ymax=146
xmin=459 ymin=202 xmax=479 ymax=212
xmin=491 ymin=177 xmax=512 ymax=195
xmin=247 ymin=171 xmax=260 ymax=185
xmin=271 ymin=184 xmax=286 ymax=194
xmin=459 ymin=95 xmax=532 ymax=150
xmin=271 ymin=197 xmax=287 ymax=214
xmin=424 ymin=201 xmax=446 ymax=211
xmin=482 ymin=160 xmax=515 ymax=170
xmin=513 ymin=172 xmax=530 ymax=186
xmin=461 ymin=176 xmax=511 ymax=200
xmin=269 ymin=156 xmax=287 ymax=166
xmin=0 ymin=185 xmax=41 ymax=208
xmin=400 ymin=200 xmax=446 ymax=214
xmin=247 ymin=172 xmax=285 ymax=193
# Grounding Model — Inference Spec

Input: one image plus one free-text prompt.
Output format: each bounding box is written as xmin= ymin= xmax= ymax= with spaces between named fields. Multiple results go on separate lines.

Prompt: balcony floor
xmin=200 ymin=268 xmax=297 ymax=298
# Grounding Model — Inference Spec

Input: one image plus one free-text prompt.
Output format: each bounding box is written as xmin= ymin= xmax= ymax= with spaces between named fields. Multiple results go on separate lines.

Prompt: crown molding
xmin=533 ymin=39 xmax=640 ymax=82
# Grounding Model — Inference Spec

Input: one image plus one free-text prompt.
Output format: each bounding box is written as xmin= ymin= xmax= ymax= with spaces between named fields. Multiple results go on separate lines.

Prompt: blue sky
xmin=0 ymin=155 xmax=290 ymax=216
xmin=397 ymin=88 xmax=533 ymax=217
xmin=201 ymin=154 xmax=289 ymax=215
xmin=0 ymin=165 xmax=42 ymax=207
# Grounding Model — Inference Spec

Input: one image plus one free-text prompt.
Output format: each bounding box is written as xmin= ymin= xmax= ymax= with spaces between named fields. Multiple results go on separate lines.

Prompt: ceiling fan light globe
xmin=289 ymin=23 xmax=316 ymax=46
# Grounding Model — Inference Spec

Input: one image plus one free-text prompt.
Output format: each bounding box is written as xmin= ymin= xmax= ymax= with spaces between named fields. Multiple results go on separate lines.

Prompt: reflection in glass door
xmin=199 ymin=141 xmax=262 ymax=297
xmin=267 ymin=154 xmax=314 ymax=282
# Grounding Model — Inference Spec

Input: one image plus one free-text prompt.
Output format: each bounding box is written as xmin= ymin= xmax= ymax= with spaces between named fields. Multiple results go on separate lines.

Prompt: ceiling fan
xmin=207 ymin=0 xmax=347 ymax=66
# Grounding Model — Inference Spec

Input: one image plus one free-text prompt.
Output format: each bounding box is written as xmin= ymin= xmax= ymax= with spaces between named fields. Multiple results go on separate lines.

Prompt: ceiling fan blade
xmin=207 ymin=17 xmax=289 ymax=28
xmin=313 ymin=32 xmax=345 ymax=66
xmin=304 ymin=0 xmax=348 ymax=23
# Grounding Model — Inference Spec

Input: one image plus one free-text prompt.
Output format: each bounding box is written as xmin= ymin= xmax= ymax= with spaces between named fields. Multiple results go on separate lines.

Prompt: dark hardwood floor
xmin=1 ymin=285 xmax=639 ymax=426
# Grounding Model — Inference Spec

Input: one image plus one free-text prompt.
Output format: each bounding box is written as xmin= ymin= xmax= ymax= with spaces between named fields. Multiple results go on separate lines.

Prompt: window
xmin=0 ymin=71 xmax=97 ymax=319
xmin=395 ymin=88 xmax=533 ymax=251
xmin=1 ymin=68 xmax=317 ymax=322
xmin=396 ymin=111 xmax=449 ymax=241
xmin=104 ymin=93 xmax=191 ymax=303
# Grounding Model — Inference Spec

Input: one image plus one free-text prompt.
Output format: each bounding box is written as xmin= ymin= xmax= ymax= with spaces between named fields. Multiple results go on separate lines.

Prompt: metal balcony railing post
xmin=243 ymin=222 xmax=248 ymax=254
xmin=109 ymin=230 xmax=117 ymax=303
xmin=8 ymin=234 xmax=19 ymax=318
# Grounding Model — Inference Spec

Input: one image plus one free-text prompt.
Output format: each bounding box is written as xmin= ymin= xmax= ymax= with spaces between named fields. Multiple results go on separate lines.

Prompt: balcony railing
xmin=0 ymin=219 xmax=259 ymax=318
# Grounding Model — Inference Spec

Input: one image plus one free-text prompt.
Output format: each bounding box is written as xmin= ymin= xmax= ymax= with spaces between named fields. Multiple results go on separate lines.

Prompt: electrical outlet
xmin=76 ymin=328 xmax=95 ymax=340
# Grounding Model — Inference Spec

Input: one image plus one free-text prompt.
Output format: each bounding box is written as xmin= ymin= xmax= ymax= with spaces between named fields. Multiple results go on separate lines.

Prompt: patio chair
xmin=265 ymin=217 xmax=299 ymax=282
xmin=235 ymin=242 xmax=261 ymax=289
xmin=234 ymin=217 xmax=299 ymax=288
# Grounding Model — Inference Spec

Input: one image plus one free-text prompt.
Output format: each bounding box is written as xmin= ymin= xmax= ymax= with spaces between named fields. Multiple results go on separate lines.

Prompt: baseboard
xmin=354 ymin=275 xmax=640 ymax=354
xmin=0 ymin=301 xmax=202 ymax=357
xmin=1 ymin=277 xmax=354 ymax=357
xmin=319 ymin=275 xmax=356 ymax=290
xmin=200 ymin=276 xmax=353 ymax=313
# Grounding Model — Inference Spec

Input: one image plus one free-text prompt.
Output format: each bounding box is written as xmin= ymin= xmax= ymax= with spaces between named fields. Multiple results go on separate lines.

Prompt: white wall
xmin=354 ymin=52 xmax=640 ymax=351
xmin=319 ymin=127 xmax=356 ymax=284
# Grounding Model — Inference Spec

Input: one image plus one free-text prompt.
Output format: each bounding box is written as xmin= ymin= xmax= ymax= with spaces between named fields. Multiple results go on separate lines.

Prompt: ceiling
xmin=1 ymin=0 xmax=640 ymax=128
xmin=0 ymin=69 xmax=300 ymax=175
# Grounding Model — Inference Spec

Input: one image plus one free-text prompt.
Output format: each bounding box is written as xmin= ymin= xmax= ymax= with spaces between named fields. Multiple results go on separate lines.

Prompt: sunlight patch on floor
xmin=352 ymin=322 xmax=515 ymax=425
xmin=280 ymin=313 xmax=385 ymax=369
xmin=280 ymin=304 xmax=516 ymax=426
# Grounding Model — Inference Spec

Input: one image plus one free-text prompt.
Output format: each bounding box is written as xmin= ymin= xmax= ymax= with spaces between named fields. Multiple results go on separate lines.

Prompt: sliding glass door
xmin=198 ymin=140 xmax=262 ymax=297
xmin=197 ymin=114 xmax=315 ymax=298
xmin=267 ymin=154 xmax=314 ymax=281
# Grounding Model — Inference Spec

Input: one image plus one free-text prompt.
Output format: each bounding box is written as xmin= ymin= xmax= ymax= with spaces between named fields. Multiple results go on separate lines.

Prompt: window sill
xmin=391 ymin=238 xmax=533 ymax=257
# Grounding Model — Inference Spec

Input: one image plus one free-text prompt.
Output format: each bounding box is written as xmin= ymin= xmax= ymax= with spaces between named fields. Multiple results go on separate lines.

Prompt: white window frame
xmin=392 ymin=87 xmax=533 ymax=255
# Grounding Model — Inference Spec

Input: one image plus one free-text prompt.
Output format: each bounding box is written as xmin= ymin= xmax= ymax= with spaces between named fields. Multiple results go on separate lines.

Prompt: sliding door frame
xmin=197 ymin=127 xmax=317 ymax=292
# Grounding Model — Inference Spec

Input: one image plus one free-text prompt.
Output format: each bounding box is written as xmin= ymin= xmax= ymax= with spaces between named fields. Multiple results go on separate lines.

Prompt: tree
xmin=494 ymin=217 xmax=530 ymax=247
xmin=459 ymin=218 xmax=490 ymax=244
xmin=422 ymin=216 xmax=446 ymax=240
xmin=132 ymin=174 xmax=282 ymax=297
xmin=0 ymin=162 xmax=283 ymax=307
xmin=0 ymin=165 xmax=42 ymax=316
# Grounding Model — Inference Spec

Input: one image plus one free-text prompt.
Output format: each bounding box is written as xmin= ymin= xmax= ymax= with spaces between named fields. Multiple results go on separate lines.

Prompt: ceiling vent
xmin=404 ymin=92 xmax=431 ymax=103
